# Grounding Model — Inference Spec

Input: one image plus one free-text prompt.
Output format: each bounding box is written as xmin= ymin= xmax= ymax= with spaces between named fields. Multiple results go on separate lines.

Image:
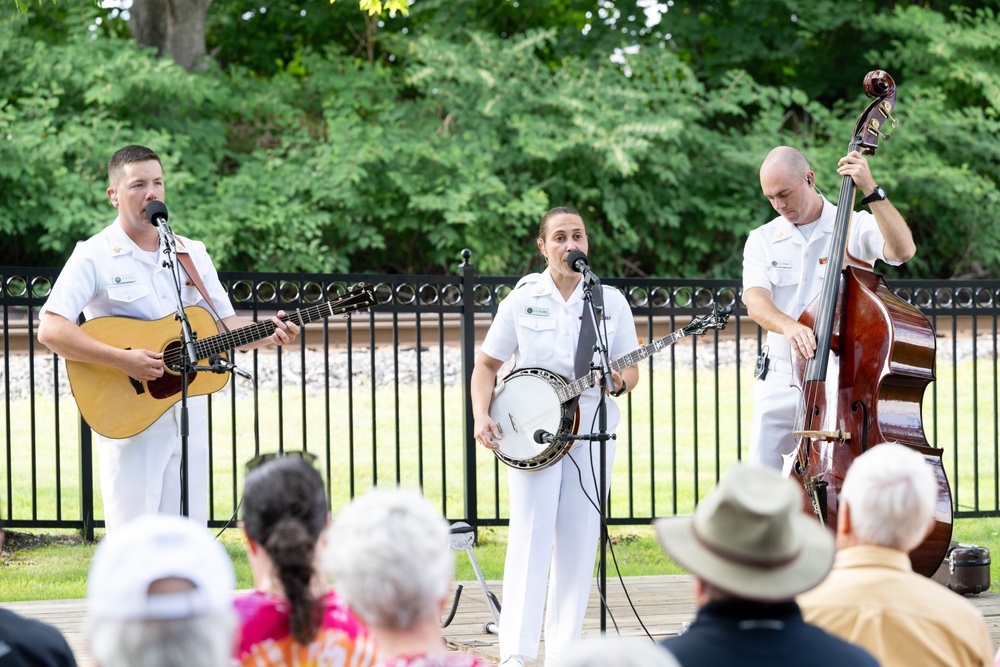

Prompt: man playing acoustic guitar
xmin=38 ymin=144 xmax=300 ymax=533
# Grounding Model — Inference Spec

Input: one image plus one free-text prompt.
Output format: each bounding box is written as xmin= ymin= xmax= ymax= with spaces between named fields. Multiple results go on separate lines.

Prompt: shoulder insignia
xmin=514 ymin=273 xmax=543 ymax=290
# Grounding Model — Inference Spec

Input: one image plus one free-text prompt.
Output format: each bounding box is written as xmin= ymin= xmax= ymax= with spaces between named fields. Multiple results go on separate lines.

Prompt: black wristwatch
xmin=860 ymin=185 xmax=887 ymax=206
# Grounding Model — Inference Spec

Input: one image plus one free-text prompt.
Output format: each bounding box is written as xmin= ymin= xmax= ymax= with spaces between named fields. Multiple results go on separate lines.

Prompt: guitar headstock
xmin=856 ymin=70 xmax=899 ymax=156
xmin=682 ymin=302 xmax=735 ymax=337
xmin=330 ymin=283 xmax=375 ymax=318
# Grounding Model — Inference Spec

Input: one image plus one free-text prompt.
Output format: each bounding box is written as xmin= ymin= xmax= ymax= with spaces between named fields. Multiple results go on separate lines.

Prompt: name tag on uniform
xmin=112 ymin=274 xmax=136 ymax=284
xmin=770 ymin=261 xmax=793 ymax=270
xmin=525 ymin=307 xmax=549 ymax=317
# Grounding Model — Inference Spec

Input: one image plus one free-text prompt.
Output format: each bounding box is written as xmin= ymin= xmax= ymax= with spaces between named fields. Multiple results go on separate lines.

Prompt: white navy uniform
xmin=40 ymin=218 xmax=233 ymax=531
xmin=480 ymin=268 xmax=639 ymax=665
xmin=742 ymin=197 xmax=900 ymax=469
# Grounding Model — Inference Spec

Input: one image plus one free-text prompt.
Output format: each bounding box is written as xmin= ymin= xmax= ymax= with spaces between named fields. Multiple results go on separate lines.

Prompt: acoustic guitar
xmin=65 ymin=284 xmax=373 ymax=439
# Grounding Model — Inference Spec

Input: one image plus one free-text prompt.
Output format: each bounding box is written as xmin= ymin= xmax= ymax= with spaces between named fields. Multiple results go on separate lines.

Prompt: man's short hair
xmin=108 ymin=144 xmax=161 ymax=187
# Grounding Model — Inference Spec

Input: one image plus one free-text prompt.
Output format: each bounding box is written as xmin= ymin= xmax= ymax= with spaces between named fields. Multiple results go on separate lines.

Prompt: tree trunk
xmin=129 ymin=0 xmax=213 ymax=72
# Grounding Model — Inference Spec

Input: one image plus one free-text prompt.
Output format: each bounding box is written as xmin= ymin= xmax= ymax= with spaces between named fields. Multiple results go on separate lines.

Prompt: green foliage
xmin=2 ymin=1 xmax=1000 ymax=277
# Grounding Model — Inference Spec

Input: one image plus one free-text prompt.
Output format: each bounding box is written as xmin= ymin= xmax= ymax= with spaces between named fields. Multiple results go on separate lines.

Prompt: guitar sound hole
xmin=149 ymin=341 xmax=197 ymax=399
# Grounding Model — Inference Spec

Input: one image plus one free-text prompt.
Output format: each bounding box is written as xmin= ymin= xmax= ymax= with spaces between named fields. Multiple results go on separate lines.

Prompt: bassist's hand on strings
xmin=784 ymin=321 xmax=817 ymax=360
xmin=836 ymin=150 xmax=876 ymax=195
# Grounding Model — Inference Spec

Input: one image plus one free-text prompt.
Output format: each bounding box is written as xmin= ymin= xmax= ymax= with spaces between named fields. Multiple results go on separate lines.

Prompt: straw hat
xmin=654 ymin=464 xmax=834 ymax=602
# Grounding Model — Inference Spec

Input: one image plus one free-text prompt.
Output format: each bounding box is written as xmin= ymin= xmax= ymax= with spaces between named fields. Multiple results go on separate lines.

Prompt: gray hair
xmin=840 ymin=443 xmax=937 ymax=551
xmin=86 ymin=611 xmax=237 ymax=667
xmin=324 ymin=488 xmax=453 ymax=630
xmin=555 ymin=637 xmax=681 ymax=667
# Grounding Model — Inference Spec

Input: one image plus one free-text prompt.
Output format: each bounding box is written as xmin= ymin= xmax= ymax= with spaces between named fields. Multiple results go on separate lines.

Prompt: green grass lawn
xmin=2 ymin=354 xmax=999 ymax=601
xmin=2 ymin=518 xmax=997 ymax=602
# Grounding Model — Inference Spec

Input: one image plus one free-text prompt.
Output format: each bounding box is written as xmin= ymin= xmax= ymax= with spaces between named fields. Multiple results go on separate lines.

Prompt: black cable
xmin=565 ymin=322 xmax=656 ymax=642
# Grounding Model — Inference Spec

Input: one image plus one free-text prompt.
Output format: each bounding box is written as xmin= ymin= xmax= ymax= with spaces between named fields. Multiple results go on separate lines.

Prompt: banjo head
xmin=489 ymin=368 xmax=577 ymax=470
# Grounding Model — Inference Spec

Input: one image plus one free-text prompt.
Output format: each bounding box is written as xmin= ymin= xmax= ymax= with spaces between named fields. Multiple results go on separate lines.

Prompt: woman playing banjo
xmin=471 ymin=206 xmax=640 ymax=667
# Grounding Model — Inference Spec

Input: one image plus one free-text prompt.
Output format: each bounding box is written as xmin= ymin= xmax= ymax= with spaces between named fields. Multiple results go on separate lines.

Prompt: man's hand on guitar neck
xmin=222 ymin=310 xmax=301 ymax=350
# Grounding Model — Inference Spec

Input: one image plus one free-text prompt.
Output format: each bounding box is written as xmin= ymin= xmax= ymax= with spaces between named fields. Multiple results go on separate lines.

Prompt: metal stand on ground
xmin=443 ymin=521 xmax=501 ymax=634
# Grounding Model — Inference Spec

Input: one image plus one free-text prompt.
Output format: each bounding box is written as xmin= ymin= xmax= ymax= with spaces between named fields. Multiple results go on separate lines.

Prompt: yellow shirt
xmin=798 ymin=545 xmax=994 ymax=667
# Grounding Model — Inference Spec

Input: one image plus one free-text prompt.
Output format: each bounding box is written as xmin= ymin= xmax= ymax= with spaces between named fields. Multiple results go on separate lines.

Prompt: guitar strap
xmin=177 ymin=252 xmax=231 ymax=333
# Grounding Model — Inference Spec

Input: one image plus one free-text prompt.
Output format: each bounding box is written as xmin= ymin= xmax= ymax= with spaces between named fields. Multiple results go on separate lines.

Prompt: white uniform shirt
xmin=41 ymin=218 xmax=234 ymax=324
xmin=742 ymin=197 xmax=898 ymax=363
xmin=481 ymin=269 xmax=639 ymax=416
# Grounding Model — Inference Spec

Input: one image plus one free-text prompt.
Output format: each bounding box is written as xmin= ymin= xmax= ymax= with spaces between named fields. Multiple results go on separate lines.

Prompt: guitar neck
xmin=558 ymin=329 xmax=688 ymax=403
xmin=194 ymin=301 xmax=337 ymax=359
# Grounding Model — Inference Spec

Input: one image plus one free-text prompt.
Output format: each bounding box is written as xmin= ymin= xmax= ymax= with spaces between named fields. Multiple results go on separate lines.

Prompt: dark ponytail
xmin=242 ymin=457 xmax=327 ymax=644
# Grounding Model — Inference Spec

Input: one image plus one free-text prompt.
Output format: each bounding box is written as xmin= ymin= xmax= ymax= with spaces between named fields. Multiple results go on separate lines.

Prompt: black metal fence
xmin=2 ymin=258 xmax=999 ymax=539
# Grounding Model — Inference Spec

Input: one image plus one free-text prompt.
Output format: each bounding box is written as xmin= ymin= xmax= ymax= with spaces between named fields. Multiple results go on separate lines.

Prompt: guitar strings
xmin=161 ymin=290 xmax=367 ymax=370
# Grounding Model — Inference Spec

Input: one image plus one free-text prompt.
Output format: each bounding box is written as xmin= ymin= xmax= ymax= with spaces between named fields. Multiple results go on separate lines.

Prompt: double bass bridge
xmin=793 ymin=429 xmax=851 ymax=442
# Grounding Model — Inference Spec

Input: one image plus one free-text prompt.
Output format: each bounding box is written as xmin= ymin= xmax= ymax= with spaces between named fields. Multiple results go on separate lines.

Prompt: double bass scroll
xmin=788 ymin=70 xmax=953 ymax=578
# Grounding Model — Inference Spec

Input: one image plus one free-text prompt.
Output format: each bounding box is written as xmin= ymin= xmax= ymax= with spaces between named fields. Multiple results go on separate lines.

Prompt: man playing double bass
xmin=742 ymin=145 xmax=916 ymax=470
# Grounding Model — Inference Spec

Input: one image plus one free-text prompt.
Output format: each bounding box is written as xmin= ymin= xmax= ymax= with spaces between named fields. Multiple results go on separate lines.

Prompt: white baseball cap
xmin=87 ymin=514 xmax=235 ymax=620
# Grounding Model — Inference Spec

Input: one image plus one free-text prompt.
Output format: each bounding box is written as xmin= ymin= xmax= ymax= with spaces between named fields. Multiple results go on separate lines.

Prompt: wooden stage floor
xmin=5 ymin=574 xmax=1000 ymax=666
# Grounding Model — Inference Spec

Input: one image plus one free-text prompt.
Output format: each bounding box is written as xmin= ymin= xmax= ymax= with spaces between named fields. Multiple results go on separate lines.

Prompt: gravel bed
xmin=1 ymin=337 xmax=993 ymax=401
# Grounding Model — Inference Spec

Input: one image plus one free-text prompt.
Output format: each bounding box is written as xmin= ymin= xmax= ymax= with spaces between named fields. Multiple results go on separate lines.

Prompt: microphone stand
xmin=156 ymin=220 xmax=248 ymax=518
xmin=155 ymin=219 xmax=197 ymax=518
xmin=577 ymin=271 xmax=615 ymax=634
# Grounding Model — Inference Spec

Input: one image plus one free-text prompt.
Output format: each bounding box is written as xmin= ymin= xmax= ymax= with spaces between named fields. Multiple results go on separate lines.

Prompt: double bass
xmin=789 ymin=70 xmax=953 ymax=577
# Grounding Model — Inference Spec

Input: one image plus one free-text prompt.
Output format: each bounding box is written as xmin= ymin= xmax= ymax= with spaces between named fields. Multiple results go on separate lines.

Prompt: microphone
xmin=209 ymin=354 xmax=254 ymax=381
xmin=145 ymin=200 xmax=168 ymax=227
xmin=566 ymin=249 xmax=600 ymax=285
xmin=534 ymin=429 xmax=558 ymax=445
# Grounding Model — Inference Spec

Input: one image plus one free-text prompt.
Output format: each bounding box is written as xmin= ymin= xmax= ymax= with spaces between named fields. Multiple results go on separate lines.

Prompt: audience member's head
xmin=85 ymin=514 xmax=237 ymax=667
xmin=653 ymin=463 xmax=834 ymax=604
xmin=324 ymin=488 xmax=453 ymax=633
xmin=838 ymin=442 xmax=936 ymax=551
xmin=556 ymin=636 xmax=681 ymax=667
xmin=241 ymin=454 xmax=329 ymax=645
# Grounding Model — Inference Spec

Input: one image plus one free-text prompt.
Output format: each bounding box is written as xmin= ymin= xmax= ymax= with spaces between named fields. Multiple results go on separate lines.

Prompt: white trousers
xmin=748 ymin=368 xmax=799 ymax=470
xmin=96 ymin=397 xmax=209 ymax=533
xmin=499 ymin=435 xmax=615 ymax=665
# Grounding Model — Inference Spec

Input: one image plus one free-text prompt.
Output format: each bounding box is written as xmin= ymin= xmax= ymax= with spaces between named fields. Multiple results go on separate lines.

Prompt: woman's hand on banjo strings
xmin=475 ymin=416 xmax=502 ymax=451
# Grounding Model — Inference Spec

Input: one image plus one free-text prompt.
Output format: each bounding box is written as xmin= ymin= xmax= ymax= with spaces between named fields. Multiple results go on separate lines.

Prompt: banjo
xmin=489 ymin=303 xmax=735 ymax=470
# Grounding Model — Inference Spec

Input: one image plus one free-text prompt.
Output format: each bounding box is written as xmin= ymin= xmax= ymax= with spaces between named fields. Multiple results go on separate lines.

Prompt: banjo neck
xmin=556 ymin=329 xmax=689 ymax=403
xmin=554 ymin=303 xmax=734 ymax=404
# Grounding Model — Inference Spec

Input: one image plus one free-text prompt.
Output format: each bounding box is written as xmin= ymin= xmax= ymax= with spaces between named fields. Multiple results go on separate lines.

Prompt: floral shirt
xmin=380 ymin=653 xmax=493 ymax=667
xmin=234 ymin=589 xmax=378 ymax=667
